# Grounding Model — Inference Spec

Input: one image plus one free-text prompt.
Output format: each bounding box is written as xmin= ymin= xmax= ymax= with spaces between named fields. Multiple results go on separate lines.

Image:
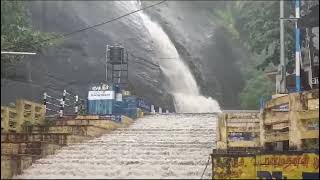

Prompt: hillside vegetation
xmin=210 ymin=1 xmax=295 ymax=109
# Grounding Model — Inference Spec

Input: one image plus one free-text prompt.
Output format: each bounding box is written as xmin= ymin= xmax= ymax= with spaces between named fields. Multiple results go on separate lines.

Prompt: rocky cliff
xmin=1 ymin=1 xmax=246 ymax=110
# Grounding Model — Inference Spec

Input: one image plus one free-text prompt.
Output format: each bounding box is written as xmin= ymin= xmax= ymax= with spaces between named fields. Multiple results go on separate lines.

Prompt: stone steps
xmin=15 ymin=114 xmax=216 ymax=179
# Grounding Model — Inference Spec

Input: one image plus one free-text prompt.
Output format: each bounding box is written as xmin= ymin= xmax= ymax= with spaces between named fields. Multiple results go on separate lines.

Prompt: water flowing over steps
xmin=14 ymin=114 xmax=216 ymax=179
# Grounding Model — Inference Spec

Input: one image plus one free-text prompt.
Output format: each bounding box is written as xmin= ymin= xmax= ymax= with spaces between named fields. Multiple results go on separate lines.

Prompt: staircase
xmin=14 ymin=114 xmax=216 ymax=179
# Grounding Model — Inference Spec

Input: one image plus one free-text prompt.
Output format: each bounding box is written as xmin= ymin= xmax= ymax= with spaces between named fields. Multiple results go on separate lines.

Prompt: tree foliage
xmin=209 ymin=1 xmax=296 ymax=109
xmin=1 ymin=1 xmax=61 ymax=64
xmin=211 ymin=1 xmax=295 ymax=70
xmin=239 ymin=69 xmax=274 ymax=109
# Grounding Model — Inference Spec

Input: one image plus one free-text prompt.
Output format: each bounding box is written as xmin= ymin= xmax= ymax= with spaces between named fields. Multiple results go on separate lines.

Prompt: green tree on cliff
xmin=211 ymin=1 xmax=295 ymax=70
xmin=1 ymin=1 xmax=60 ymax=64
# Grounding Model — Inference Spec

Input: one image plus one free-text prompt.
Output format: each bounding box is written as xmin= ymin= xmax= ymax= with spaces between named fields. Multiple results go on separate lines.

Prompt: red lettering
xmin=279 ymin=157 xmax=286 ymax=167
xmin=271 ymin=156 xmax=278 ymax=167
xmin=313 ymin=157 xmax=319 ymax=169
xmin=239 ymin=158 xmax=244 ymax=166
xmin=300 ymin=155 xmax=309 ymax=168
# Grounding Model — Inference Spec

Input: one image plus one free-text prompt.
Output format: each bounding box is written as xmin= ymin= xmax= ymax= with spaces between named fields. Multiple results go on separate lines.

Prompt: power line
xmin=33 ymin=1 xmax=167 ymax=48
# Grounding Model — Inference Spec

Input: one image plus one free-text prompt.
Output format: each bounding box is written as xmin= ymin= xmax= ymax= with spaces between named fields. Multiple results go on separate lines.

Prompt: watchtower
xmin=106 ymin=45 xmax=129 ymax=89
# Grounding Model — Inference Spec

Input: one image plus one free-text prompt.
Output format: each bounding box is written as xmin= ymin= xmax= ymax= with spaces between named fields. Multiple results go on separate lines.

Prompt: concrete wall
xmin=216 ymin=111 xmax=260 ymax=151
xmin=1 ymin=99 xmax=45 ymax=133
xmin=261 ymin=89 xmax=319 ymax=150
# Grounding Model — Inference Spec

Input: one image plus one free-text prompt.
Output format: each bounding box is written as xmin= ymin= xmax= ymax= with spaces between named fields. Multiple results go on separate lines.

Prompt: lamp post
xmin=279 ymin=0 xmax=287 ymax=93
xmin=295 ymin=0 xmax=301 ymax=92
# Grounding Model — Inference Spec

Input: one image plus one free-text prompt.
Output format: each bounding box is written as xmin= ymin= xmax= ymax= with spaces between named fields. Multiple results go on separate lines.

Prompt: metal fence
xmin=43 ymin=89 xmax=85 ymax=117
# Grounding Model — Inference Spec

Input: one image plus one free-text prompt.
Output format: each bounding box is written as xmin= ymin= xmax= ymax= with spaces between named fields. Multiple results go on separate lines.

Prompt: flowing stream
xmin=134 ymin=1 xmax=220 ymax=113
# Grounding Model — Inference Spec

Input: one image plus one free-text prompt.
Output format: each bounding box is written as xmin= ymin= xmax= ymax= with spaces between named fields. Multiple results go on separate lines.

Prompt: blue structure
xmin=87 ymin=83 xmax=115 ymax=115
xmin=87 ymin=100 xmax=113 ymax=115
xmin=137 ymin=98 xmax=151 ymax=112
xmin=86 ymin=81 xmax=152 ymax=118
xmin=112 ymin=95 xmax=151 ymax=118
xmin=112 ymin=96 xmax=137 ymax=118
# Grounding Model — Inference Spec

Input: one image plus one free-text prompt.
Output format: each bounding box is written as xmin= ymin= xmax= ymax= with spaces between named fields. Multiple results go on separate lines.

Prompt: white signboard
xmin=312 ymin=77 xmax=319 ymax=85
xmin=115 ymin=93 xmax=123 ymax=102
xmin=91 ymin=84 xmax=110 ymax=91
xmin=88 ymin=91 xmax=114 ymax=100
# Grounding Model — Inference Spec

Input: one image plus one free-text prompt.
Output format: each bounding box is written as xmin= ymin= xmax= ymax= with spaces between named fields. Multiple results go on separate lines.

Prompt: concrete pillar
xmin=260 ymin=112 xmax=266 ymax=150
xmin=288 ymin=93 xmax=303 ymax=150
xmin=151 ymin=105 xmax=155 ymax=114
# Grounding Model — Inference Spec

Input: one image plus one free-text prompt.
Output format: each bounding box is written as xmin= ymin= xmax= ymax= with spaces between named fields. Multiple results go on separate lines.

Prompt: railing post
xmin=75 ymin=95 xmax=79 ymax=114
xmin=61 ymin=90 xmax=67 ymax=116
xmin=63 ymin=89 xmax=67 ymax=103
xmin=43 ymin=92 xmax=47 ymax=109
xmin=59 ymin=98 xmax=64 ymax=117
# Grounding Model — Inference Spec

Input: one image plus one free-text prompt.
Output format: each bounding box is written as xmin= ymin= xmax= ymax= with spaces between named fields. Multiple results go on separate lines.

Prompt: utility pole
xmin=106 ymin=45 xmax=109 ymax=82
xmin=295 ymin=0 xmax=301 ymax=92
xmin=279 ymin=0 xmax=287 ymax=93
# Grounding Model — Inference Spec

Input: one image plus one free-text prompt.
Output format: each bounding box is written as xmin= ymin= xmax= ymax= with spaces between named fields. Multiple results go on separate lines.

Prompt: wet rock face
xmin=1 ymin=1 xmax=173 ymax=110
xmin=15 ymin=114 xmax=216 ymax=179
xmin=141 ymin=1 xmax=245 ymax=109
xmin=1 ymin=1 xmax=244 ymax=110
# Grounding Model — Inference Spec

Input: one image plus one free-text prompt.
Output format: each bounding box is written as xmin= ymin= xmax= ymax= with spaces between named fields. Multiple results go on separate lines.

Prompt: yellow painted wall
xmin=212 ymin=153 xmax=319 ymax=179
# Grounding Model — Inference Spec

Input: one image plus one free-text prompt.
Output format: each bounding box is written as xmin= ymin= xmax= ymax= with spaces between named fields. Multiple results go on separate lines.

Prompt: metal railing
xmin=43 ymin=89 xmax=85 ymax=118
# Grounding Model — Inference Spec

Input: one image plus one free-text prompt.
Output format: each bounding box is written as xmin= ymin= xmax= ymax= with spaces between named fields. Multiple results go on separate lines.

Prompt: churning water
xmin=15 ymin=114 xmax=216 ymax=179
xmin=135 ymin=1 xmax=220 ymax=113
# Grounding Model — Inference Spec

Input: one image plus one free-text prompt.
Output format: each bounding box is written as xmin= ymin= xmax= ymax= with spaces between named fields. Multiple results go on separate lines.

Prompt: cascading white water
xmin=121 ymin=1 xmax=220 ymax=113
xmin=15 ymin=114 xmax=216 ymax=179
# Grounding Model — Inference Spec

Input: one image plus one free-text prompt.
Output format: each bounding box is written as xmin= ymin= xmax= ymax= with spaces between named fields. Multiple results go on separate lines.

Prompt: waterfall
xmin=119 ymin=1 xmax=220 ymax=113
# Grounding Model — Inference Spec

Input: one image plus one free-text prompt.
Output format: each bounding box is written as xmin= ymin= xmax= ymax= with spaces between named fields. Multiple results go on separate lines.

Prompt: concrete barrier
xmin=261 ymin=89 xmax=319 ymax=150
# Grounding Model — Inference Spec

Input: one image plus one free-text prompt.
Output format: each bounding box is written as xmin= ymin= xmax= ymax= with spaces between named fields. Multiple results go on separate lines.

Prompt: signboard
xmin=306 ymin=119 xmax=319 ymax=130
xmin=115 ymin=93 xmax=122 ymax=102
xmin=88 ymin=91 xmax=114 ymax=100
xmin=212 ymin=152 xmax=319 ymax=179
xmin=91 ymin=84 xmax=110 ymax=91
xmin=228 ymin=132 xmax=254 ymax=141
xmin=272 ymin=103 xmax=289 ymax=112
xmin=312 ymin=77 xmax=319 ymax=85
